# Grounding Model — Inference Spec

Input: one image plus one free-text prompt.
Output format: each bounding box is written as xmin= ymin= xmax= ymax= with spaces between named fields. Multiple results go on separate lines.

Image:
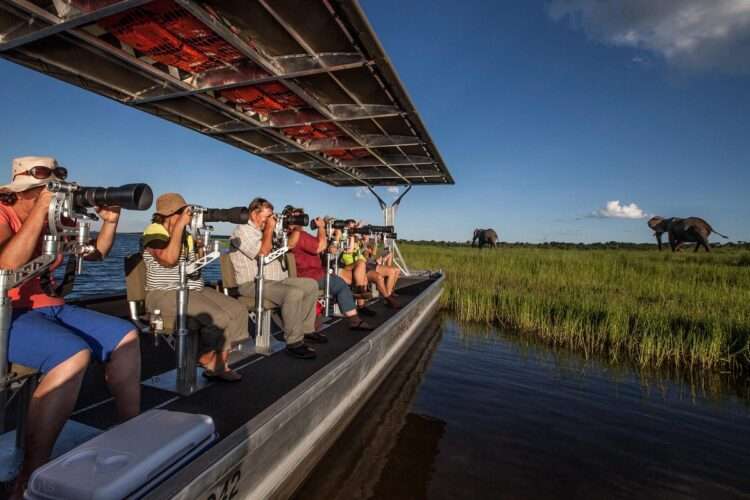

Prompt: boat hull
xmin=146 ymin=273 xmax=444 ymax=500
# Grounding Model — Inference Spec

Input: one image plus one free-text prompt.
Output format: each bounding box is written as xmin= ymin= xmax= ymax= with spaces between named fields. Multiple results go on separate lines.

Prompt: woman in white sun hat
xmin=0 ymin=156 xmax=141 ymax=498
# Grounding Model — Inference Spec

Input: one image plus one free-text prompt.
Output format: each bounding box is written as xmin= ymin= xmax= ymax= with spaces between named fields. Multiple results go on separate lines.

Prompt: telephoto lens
xmin=73 ymin=184 xmax=153 ymax=211
xmin=329 ymin=219 xmax=356 ymax=230
xmin=283 ymin=213 xmax=309 ymax=227
xmin=203 ymin=207 xmax=249 ymax=224
xmin=351 ymin=225 xmax=395 ymax=235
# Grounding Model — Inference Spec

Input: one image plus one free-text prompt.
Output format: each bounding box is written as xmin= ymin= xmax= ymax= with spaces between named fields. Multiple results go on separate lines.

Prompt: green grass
xmin=402 ymin=244 xmax=750 ymax=371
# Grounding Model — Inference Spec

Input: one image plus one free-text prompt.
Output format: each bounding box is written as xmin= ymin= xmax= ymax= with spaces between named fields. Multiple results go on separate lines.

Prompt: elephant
xmin=647 ymin=216 xmax=728 ymax=252
xmin=472 ymin=228 xmax=498 ymax=249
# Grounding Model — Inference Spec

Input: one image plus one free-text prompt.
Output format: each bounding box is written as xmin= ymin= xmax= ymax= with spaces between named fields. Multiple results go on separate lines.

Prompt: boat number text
xmin=205 ymin=468 xmax=241 ymax=500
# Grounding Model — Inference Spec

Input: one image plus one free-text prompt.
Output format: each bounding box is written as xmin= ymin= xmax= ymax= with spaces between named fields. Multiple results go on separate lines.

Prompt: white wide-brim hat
xmin=0 ymin=156 xmax=64 ymax=193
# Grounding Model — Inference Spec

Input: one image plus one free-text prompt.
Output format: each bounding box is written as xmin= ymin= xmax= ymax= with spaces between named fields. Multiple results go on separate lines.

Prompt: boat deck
xmin=3 ymin=274 xmax=439 ymax=456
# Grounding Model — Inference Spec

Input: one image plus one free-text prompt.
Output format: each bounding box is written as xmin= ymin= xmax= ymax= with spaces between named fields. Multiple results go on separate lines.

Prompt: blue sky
xmin=1 ymin=0 xmax=748 ymax=243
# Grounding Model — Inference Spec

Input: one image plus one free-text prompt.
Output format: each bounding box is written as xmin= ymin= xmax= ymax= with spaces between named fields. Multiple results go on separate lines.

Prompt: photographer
xmin=142 ymin=193 xmax=246 ymax=382
xmin=0 ymin=156 xmax=141 ymax=497
xmin=338 ymin=222 xmax=401 ymax=309
xmin=286 ymin=208 xmax=373 ymax=331
xmin=229 ymin=198 xmax=320 ymax=360
xmin=362 ymin=237 xmax=401 ymax=304
xmin=333 ymin=225 xmax=376 ymax=316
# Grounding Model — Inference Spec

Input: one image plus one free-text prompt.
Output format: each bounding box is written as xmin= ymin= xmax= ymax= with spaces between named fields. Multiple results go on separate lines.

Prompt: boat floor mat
xmin=68 ymin=276 xmax=436 ymax=438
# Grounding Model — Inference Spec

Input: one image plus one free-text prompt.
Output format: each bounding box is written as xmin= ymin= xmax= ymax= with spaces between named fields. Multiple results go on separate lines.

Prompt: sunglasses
xmin=13 ymin=166 xmax=68 ymax=181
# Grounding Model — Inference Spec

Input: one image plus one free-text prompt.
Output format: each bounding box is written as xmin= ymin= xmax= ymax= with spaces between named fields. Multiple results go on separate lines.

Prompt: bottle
xmin=150 ymin=309 xmax=164 ymax=334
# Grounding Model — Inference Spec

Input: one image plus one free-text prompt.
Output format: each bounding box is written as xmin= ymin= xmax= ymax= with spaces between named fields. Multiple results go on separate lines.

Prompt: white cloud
xmin=548 ymin=0 xmax=750 ymax=73
xmin=354 ymin=187 xmax=369 ymax=199
xmin=387 ymin=186 xmax=400 ymax=194
xmin=591 ymin=200 xmax=649 ymax=219
xmin=294 ymin=180 xmax=302 ymax=185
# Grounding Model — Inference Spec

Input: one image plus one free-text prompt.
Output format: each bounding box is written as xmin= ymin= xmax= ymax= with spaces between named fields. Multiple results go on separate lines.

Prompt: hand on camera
xmin=265 ymin=214 xmax=277 ymax=232
xmin=96 ymin=206 xmax=121 ymax=223
xmin=177 ymin=207 xmax=192 ymax=227
xmin=34 ymin=188 xmax=55 ymax=210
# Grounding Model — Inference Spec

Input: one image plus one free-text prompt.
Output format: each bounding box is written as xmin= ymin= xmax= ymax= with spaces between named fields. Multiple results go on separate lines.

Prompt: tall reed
xmin=403 ymin=245 xmax=750 ymax=371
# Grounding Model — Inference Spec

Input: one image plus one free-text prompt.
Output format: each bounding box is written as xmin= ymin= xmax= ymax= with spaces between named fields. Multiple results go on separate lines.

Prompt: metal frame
xmin=0 ymin=0 xmax=453 ymax=186
xmin=368 ymin=185 xmax=412 ymax=276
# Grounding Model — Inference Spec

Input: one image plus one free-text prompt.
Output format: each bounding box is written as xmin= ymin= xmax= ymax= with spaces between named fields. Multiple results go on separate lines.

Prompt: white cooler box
xmin=25 ymin=409 xmax=216 ymax=500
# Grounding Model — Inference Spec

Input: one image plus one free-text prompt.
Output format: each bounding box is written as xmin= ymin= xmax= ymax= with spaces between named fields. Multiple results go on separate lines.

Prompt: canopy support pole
xmin=367 ymin=185 xmax=412 ymax=276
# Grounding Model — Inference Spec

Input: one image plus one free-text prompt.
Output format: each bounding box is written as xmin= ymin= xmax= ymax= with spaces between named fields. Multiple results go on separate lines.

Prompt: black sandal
xmin=202 ymin=369 xmax=242 ymax=382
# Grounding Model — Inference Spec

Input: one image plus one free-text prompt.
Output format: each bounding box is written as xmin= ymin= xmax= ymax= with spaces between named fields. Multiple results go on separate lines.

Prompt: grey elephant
xmin=647 ymin=216 xmax=728 ymax=252
xmin=472 ymin=228 xmax=498 ymax=249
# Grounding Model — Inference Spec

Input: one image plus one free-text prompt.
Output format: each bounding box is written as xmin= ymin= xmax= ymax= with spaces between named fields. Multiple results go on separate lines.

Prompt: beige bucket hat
xmin=155 ymin=193 xmax=189 ymax=216
xmin=1 ymin=156 xmax=65 ymax=193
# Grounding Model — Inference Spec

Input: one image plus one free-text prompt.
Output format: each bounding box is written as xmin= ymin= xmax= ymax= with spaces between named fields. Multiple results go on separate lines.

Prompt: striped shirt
xmin=230 ymin=222 xmax=287 ymax=285
xmin=142 ymin=223 xmax=204 ymax=291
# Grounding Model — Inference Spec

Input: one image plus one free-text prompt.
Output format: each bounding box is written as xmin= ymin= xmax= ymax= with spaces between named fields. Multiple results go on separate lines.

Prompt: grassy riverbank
xmin=401 ymin=244 xmax=750 ymax=371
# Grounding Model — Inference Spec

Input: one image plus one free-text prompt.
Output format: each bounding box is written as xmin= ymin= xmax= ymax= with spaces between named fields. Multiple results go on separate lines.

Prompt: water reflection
xmin=295 ymin=316 xmax=445 ymax=500
xmin=297 ymin=315 xmax=750 ymax=499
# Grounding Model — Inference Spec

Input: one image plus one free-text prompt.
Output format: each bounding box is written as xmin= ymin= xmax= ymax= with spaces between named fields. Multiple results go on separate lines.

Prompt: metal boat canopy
xmin=0 ymin=0 xmax=454 ymax=187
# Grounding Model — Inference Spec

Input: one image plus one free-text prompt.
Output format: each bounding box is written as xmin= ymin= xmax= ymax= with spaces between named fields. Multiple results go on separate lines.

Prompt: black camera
xmin=309 ymin=218 xmax=354 ymax=231
xmin=48 ymin=182 xmax=153 ymax=211
xmin=351 ymin=225 xmax=395 ymax=235
xmin=203 ymin=207 xmax=249 ymax=225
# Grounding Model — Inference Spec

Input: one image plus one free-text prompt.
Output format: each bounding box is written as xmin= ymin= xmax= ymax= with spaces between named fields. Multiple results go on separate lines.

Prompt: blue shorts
xmin=8 ymin=305 xmax=135 ymax=373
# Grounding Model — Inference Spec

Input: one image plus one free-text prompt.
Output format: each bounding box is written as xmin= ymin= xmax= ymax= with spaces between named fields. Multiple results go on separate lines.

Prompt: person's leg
xmin=328 ymin=275 xmax=356 ymax=316
xmin=13 ymin=350 xmax=90 ymax=497
xmin=367 ymin=270 xmax=388 ymax=297
xmin=260 ymin=281 xmax=306 ymax=345
xmin=368 ymin=270 xmax=401 ymax=308
xmin=193 ymin=288 xmax=249 ymax=377
xmin=55 ymin=305 xmax=142 ymax=422
xmin=7 ymin=309 xmax=92 ymax=495
xmin=283 ymin=277 xmax=319 ymax=334
xmin=353 ymin=260 xmax=368 ymax=288
xmin=105 ymin=331 xmax=140 ymax=421
xmin=198 ymin=287 xmax=250 ymax=348
xmin=378 ymin=265 xmax=400 ymax=296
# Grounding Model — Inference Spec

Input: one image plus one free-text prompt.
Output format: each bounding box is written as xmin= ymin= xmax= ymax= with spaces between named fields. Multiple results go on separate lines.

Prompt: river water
xmin=297 ymin=316 xmax=750 ymax=499
xmin=61 ymin=233 xmax=221 ymax=299
xmin=68 ymin=234 xmax=750 ymax=499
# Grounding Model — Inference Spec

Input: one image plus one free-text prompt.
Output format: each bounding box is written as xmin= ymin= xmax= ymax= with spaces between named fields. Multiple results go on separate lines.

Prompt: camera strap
xmin=39 ymin=256 xmax=77 ymax=298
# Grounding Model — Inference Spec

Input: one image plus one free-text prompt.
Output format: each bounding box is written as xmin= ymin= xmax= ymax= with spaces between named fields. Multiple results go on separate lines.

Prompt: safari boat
xmin=0 ymin=1 xmax=453 ymax=498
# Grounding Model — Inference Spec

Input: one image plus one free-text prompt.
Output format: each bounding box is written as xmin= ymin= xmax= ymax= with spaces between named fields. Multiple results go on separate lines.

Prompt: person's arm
xmin=0 ymin=189 xmax=54 ymax=270
xmin=287 ymin=227 xmax=301 ymax=249
xmin=146 ymin=210 xmax=191 ymax=267
xmin=87 ymin=206 xmax=121 ymax=260
xmin=259 ymin=215 xmax=276 ymax=256
xmin=314 ymin=217 xmax=327 ymax=253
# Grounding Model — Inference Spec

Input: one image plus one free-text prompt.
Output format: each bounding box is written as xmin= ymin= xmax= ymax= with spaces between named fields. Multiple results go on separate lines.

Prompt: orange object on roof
xmin=325 ymin=149 xmax=370 ymax=161
xmin=283 ymin=122 xmax=343 ymax=141
xmin=98 ymin=0 xmax=244 ymax=73
xmin=221 ymin=82 xmax=306 ymax=113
